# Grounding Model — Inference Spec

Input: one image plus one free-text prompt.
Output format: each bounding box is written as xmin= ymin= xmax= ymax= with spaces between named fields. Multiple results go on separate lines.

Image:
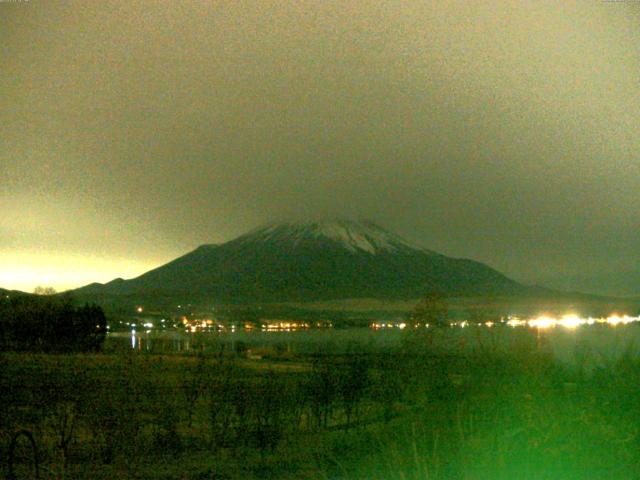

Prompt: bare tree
xmin=33 ymin=286 xmax=57 ymax=296
xmin=409 ymin=292 xmax=449 ymax=328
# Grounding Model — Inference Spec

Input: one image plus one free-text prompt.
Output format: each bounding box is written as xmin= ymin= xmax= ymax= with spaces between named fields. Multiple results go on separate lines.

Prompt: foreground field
xmin=2 ymin=330 xmax=640 ymax=479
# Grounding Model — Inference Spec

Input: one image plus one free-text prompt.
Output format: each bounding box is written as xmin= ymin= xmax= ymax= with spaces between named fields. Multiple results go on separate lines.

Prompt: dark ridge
xmin=72 ymin=220 xmax=529 ymax=303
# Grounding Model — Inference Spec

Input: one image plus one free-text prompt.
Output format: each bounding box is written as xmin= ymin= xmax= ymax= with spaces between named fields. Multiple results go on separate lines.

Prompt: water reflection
xmin=107 ymin=319 xmax=640 ymax=372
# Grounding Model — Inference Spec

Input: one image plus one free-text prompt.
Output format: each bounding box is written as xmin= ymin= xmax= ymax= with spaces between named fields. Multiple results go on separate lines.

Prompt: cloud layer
xmin=2 ymin=1 xmax=640 ymax=292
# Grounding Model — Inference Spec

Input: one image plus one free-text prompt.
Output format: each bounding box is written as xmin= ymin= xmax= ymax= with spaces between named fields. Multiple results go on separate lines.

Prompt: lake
xmin=105 ymin=320 xmax=640 ymax=370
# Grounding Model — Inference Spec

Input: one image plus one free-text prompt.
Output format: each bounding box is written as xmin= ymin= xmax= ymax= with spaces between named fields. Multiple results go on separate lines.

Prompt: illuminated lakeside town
xmin=371 ymin=314 xmax=640 ymax=330
xmin=116 ymin=310 xmax=640 ymax=335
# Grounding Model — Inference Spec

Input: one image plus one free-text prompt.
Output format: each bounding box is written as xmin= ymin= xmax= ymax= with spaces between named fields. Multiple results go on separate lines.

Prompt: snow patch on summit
xmin=238 ymin=220 xmax=430 ymax=254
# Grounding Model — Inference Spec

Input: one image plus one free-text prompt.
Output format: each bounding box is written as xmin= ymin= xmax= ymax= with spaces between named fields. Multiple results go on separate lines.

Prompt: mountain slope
xmin=76 ymin=220 xmax=528 ymax=302
xmin=0 ymin=287 xmax=30 ymax=297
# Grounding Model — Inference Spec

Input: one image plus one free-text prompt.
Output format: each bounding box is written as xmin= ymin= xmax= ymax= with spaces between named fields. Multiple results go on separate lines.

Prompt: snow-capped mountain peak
xmin=75 ymin=219 xmax=524 ymax=302
xmin=236 ymin=220 xmax=429 ymax=254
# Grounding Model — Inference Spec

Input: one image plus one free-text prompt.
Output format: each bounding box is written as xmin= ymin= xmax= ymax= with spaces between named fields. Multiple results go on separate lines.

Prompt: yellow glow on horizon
xmin=0 ymin=251 xmax=154 ymax=292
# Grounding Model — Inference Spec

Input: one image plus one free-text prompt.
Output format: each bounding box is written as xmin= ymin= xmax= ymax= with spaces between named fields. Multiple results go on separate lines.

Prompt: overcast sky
xmin=2 ymin=1 xmax=640 ymax=294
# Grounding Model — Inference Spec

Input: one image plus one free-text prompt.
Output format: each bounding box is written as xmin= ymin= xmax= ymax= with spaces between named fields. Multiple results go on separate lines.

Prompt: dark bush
xmin=0 ymin=295 xmax=106 ymax=352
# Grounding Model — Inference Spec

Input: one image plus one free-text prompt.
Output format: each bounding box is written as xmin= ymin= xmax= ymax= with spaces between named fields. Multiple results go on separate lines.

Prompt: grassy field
xmin=2 ymin=329 xmax=640 ymax=479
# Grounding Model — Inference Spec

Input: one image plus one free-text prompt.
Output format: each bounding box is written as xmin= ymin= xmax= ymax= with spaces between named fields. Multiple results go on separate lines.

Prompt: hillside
xmin=75 ymin=220 xmax=529 ymax=303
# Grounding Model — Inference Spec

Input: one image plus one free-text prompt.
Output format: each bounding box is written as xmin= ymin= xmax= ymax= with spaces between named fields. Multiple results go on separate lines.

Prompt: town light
xmin=528 ymin=316 xmax=556 ymax=329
